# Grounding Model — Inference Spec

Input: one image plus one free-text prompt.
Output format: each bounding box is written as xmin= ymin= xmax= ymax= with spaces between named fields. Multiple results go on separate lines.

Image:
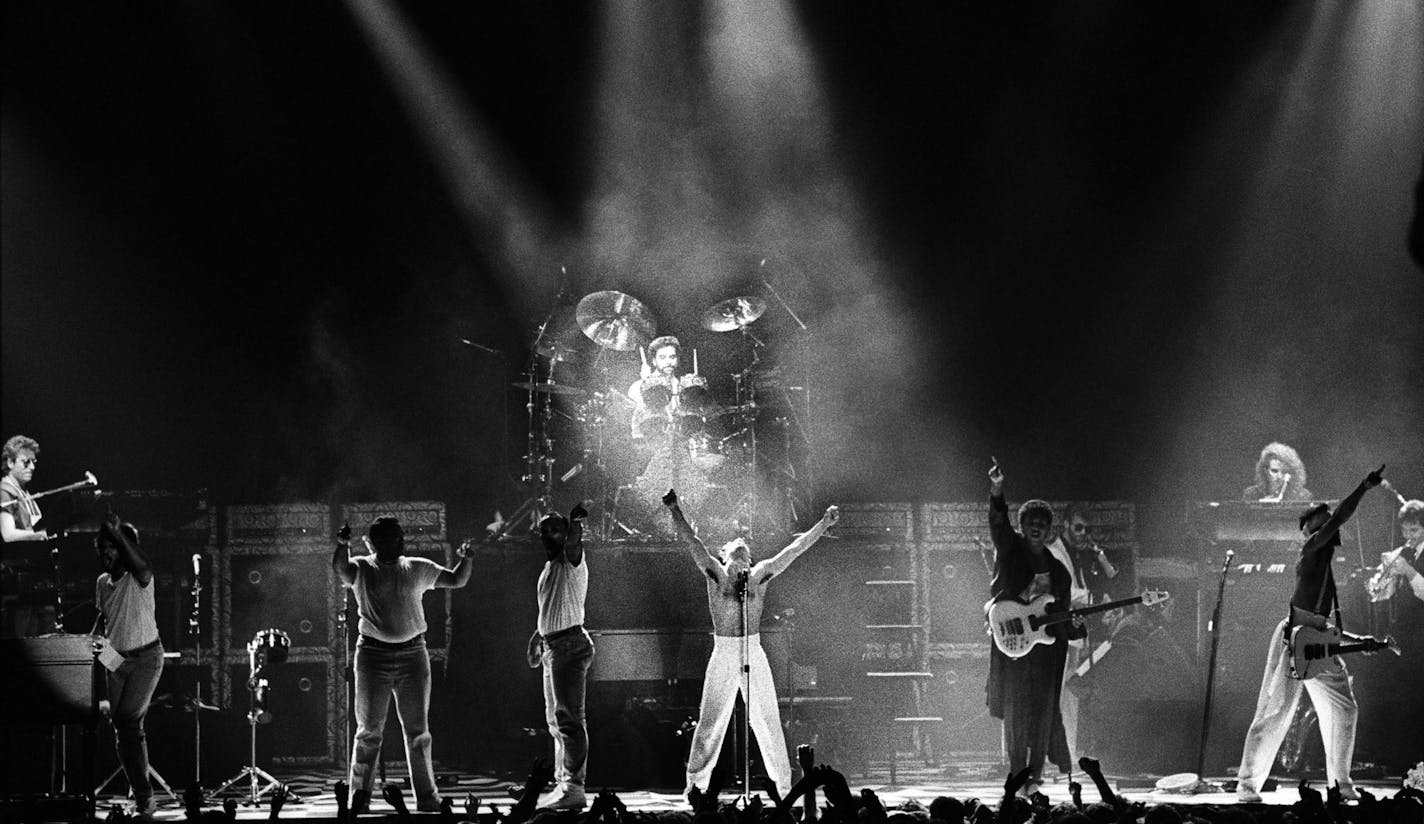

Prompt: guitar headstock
xmin=1376 ymin=634 xmax=1401 ymax=656
xmin=83 ymin=471 xmax=99 ymax=487
xmin=1141 ymin=590 xmax=1171 ymax=606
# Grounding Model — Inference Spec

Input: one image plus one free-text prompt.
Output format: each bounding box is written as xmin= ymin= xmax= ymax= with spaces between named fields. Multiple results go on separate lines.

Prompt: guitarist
xmin=1235 ymin=464 xmax=1385 ymax=803
xmin=985 ymin=460 xmax=1078 ymax=796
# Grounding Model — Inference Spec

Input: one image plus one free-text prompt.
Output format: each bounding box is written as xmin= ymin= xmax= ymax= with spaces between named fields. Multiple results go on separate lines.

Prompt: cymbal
xmin=534 ymin=338 xmax=580 ymax=363
xmin=702 ymin=296 xmax=766 ymax=332
xmin=576 ymin=291 xmax=656 ymax=351
xmin=511 ymin=381 xmax=586 ymax=396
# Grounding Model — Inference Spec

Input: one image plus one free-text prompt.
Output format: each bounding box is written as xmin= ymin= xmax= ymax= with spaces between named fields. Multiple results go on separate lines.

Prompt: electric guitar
xmin=986 ymin=590 xmax=1170 ymax=658
xmin=1285 ymin=625 xmax=1397 ymax=680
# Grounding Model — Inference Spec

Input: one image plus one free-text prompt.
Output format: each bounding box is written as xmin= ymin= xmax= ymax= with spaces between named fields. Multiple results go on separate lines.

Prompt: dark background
xmin=4 ymin=0 xmax=1423 ymax=780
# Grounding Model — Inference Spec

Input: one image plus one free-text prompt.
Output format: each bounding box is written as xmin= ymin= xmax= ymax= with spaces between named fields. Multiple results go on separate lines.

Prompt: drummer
xmin=627 ymin=336 xmax=713 ymax=441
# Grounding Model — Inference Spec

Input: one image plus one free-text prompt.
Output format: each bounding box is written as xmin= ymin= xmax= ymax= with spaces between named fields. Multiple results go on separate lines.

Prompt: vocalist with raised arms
xmin=663 ymin=489 xmax=838 ymax=800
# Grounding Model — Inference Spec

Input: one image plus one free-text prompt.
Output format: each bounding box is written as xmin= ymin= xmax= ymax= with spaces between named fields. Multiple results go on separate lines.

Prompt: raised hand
xmin=382 ymin=784 xmax=410 ymax=818
xmin=1003 ymin=766 xmax=1034 ymax=796
xmin=269 ymin=784 xmax=290 ymax=819
xmin=1077 ymin=756 xmax=1102 ymax=776
xmin=823 ymin=505 xmax=839 ymax=525
xmin=1366 ymin=464 xmax=1386 ymax=488
xmin=223 ymin=797 xmax=239 ymax=821
xmin=662 ymin=489 xmax=678 ymax=507
xmin=338 ymin=522 xmax=352 ymax=543
xmin=988 ymin=459 xmax=1004 ymax=490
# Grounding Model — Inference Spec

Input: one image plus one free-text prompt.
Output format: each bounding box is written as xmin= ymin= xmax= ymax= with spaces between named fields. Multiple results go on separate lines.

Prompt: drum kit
xmin=498 ymin=287 xmax=789 ymax=542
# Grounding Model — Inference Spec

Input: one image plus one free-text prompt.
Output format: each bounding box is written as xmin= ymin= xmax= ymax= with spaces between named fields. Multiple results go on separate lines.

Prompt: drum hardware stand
xmin=213 ymin=633 xmax=302 ymax=806
xmin=495 ymin=318 xmax=560 ymax=541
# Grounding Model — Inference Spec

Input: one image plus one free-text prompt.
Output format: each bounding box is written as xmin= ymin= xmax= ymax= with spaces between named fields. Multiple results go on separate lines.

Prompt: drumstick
xmin=693 ymin=348 xmax=699 ymax=375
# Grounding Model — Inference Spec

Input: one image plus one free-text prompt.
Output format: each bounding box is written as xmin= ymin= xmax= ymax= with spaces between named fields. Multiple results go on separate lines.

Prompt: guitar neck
xmin=1039 ymin=595 xmax=1145 ymax=626
xmin=1330 ymin=642 xmax=1377 ymax=657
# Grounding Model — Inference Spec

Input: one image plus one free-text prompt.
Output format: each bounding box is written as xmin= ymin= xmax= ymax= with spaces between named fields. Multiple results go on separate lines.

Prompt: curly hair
xmin=1254 ymin=441 xmax=1308 ymax=495
xmin=647 ymin=336 xmax=681 ymax=357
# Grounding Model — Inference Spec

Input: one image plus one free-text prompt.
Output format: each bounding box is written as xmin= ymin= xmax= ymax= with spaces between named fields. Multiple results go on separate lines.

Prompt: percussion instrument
xmin=702 ymin=296 xmax=766 ymax=332
xmin=247 ymin=628 xmax=291 ymax=664
xmin=577 ymin=290 xmax=656 ymax=350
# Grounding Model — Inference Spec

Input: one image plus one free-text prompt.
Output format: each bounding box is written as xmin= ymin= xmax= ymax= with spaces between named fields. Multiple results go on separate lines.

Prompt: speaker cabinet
xmin=223 ymin=544 xmax=335 ymax=653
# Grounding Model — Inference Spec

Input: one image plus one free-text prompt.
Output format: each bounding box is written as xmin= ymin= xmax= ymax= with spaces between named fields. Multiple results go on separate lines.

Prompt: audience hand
xmin=382 ymin=784 xmax=410 ymax=818
xmin=1003 ymin=767 xmax=1034 ymax=797
xmin=269 ymin=784 xmax=289 ymax=819
xmin=223 ymin=798 xmax=238 ymax=821
xmin=570 ymin=502 xmax=589 ymax=521
xmin=662 ymin=489 xmax=678 ymax=507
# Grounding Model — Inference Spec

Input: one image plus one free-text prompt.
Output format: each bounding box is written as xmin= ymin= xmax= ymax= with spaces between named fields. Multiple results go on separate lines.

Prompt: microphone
xmin=192 ymin=553 xmax=201 ymax=577
xmin=735 ymin=569 xmax=749 ymax=595
xmin=1379 ymin=478 xmax=1407 ymax=505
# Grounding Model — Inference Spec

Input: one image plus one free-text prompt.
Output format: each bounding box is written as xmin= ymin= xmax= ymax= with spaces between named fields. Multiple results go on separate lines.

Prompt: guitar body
xmin=987 ymin=589 xmax=1170 ymax=659
xmin=986 ymin=595 xmax=1059 ymax=659
xmin=1286 ymin=624 xmax=1394 ymax=680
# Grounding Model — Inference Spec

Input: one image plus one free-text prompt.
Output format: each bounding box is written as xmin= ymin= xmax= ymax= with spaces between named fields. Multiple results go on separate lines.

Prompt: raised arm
xmin=434 ymin=539 xmax=474 ymax=589
xmin=756 ymin=505 xmax=839 ymax=580
xmin=1303 ymin=465 xmax=1384 ymax=553
xmin=332 ymin=522 xmax=358 ymax=587
xmin=663 ymin=489 xmax=718 ymax=576
xmin=565 ymin=503 xmax=587 ymax=567
xmin=103 ymin=513 xmax=152 ymax=586
xmin=987 ymin=460 xmax=1016 ymax=553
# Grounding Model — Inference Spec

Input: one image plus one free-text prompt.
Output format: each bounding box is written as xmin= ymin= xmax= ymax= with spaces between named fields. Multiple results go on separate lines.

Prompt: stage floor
xmin=90 ymin=761 xmax=1407 ymax=820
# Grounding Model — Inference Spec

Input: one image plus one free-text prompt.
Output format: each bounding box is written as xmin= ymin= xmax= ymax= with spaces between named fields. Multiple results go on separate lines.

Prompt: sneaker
xmin=537 ymin=786 xmax=587 ymax=811
xmin=416 ymin=798 xmax=443 ymax=813
xmin=1337 ymin=786 xmax=1360 ymax=802
xmin=1236 ymin=788 xmax=1262 ymax=804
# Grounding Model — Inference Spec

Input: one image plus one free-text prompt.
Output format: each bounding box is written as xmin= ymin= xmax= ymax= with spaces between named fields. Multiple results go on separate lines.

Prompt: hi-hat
xmin=702 ymin=296 xmax=766 ymax=332
xmin=512 ymin=381 xmax=586 ymax=396
xmin=576 ymin=290 xmax=656 ymax=351
xmin=535 ymin=338 xmax=580 ymax=363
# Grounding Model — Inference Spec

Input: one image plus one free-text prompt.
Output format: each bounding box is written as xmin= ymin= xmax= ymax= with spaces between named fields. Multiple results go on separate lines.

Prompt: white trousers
xmin=686 ymin=634 xmax=791 ymax=796
xmin=1061 ymin=642 xmax=1083 ymax=764
xmin=1237 ymin=619 xmax=1358 ymax=795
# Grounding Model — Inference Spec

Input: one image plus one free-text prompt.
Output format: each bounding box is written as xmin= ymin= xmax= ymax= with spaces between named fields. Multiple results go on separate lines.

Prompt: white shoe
xmin=537 ymin=786 xmax=586 ymax=811
xmin=1236 ymin=788 xmax=1262 ymax=803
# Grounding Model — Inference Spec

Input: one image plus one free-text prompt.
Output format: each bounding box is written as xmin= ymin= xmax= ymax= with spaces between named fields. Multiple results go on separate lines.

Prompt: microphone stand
xmin=1193 ymin=548 xmax=1234 ymax=790
xmin=737 ymin=570 xmax=751 ymax=803
xmin=191 ymin=554 xmax=205 ymax=792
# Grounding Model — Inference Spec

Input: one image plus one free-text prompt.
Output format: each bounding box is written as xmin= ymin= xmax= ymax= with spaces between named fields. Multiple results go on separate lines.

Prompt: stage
xmin=71 ymin=761 xmax=1411 ymax=821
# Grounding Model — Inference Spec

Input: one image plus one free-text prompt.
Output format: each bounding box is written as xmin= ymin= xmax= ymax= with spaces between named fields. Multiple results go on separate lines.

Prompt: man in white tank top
xmin=94 ymin=513 xmax=162 ymax=820
xmin=527 ymin=503 xmax=594 ymax=810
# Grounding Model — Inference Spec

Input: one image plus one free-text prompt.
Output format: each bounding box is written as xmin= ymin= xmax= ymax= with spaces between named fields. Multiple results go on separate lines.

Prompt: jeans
xmin=107 ymin=642 xmax=164 ymax=804
xmin=350 ymin=638 xmax=439 ymax=807
xmin=542 ymin=629 xmax=594 ymax=788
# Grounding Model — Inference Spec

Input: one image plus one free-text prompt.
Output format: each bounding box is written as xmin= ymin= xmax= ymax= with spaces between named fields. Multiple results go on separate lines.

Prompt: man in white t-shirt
xmin=95 ymin=512 xmax=162 ymax=820
xmin=334 ymin=516 xmax=473 ymax=813
xmin=528 ymin=503 xmax=595 ymax=810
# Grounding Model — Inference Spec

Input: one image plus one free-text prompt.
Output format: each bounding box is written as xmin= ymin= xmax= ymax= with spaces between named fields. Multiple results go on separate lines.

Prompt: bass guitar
xmin=986 ymin=590 xmax=1170 ymax=659
xmin=1285 ymin=625 xmax=1396 ymax=680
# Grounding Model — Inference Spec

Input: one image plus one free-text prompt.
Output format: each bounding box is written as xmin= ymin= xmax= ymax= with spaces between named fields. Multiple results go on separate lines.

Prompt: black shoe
xmin=351 ymin=789 xmax=371 ymax=816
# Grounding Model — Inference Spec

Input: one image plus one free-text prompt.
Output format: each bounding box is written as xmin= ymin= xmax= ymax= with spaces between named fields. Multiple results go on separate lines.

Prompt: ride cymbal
xmin=576 ymin=290 xmax=656 ymax=351
xmin=701 ymin=296 xmax=766 ymax=332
